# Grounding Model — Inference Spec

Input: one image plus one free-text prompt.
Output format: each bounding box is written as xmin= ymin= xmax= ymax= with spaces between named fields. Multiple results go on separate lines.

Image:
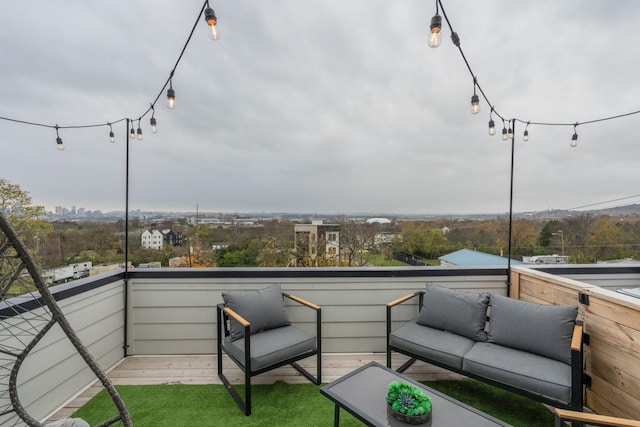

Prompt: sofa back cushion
xmin=222 ymin=284 xmax=291 ymax=341
xmin=487 ymin=294 xmax=577 ymax=364
xmin=417 ymin=283 xmax=490 ymax=342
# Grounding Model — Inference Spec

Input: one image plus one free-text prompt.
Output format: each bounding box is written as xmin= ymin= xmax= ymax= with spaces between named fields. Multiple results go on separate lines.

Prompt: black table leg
xmin=334 ymin=403 xmax=340 ymax=426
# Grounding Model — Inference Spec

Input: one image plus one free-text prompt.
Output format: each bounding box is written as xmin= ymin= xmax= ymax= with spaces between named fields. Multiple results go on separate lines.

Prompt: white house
xmin=141 ymin=229 xmax=164 ymax=250
xmin=141 ymin=229 xmax=183 ymax=250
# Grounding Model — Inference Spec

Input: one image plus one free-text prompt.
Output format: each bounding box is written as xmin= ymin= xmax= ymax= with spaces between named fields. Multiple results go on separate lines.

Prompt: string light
xmin=428 ymin=0 xmax=442 ymax=48
xmin=167 ymin=79 xmax=176 ymax=109
xmin=55 ymin=126 xmax=64 ymax=151
xmin=150 ymin=105 xmax=157 ymax=133
xmin=1 ymin=1 xmax=639 ymax=152
xmin=501 ymin=120 xmax=508 ymax=141
xmin=108 ymin=123 xmax=115 ymax=143
xmin=429 ymin=0 xmax=640 ymax=149
xmin=507 ymin=125 xmax=513 ymax=140
xmin=204 ymin=1 xmax=219 ymax=41
xmin=471 ymin=77 xmax=480 ymax=114
xmin=488 ymin=107 xmax=495 ymax=136
xmin=570 ymin=124 xmax=578 ymax=147
xmin=0 ymin=1 xmax=222 ymax=151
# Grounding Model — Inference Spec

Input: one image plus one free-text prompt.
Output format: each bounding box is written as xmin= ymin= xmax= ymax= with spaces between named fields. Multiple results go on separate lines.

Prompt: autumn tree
xmin=0 ymin=178 xmax=52 ymax=263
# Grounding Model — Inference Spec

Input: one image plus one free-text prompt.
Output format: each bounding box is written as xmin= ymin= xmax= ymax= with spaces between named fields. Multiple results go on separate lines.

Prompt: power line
xmin=567 ymin=194 xmax=640 ymax=211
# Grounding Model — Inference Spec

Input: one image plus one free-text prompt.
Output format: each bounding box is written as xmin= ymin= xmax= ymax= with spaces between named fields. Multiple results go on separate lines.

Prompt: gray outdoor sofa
xmin=386 ymin=283 xmax=584 ymax=411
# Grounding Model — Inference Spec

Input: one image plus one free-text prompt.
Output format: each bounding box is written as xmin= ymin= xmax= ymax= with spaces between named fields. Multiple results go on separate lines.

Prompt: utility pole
xmin=552 ymin=231 xmax=565 ymax=256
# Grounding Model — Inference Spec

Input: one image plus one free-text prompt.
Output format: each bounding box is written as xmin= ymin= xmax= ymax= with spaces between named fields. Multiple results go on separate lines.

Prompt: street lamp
xmin=552 ymin=231 xmax=565 ymax=256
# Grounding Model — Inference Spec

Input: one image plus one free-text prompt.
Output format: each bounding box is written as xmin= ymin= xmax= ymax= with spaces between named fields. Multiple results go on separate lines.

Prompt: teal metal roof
xmin=439 ymin=248 xmax=523 ymax=266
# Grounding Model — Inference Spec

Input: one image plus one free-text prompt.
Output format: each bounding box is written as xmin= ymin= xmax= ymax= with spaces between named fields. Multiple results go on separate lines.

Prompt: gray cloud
xmin=2 ymin=0 xmax=640 ymax=215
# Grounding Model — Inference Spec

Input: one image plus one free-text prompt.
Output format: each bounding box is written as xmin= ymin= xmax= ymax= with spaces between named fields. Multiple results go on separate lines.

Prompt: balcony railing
xmin=1 ymin=264 xmax=640 ymax=424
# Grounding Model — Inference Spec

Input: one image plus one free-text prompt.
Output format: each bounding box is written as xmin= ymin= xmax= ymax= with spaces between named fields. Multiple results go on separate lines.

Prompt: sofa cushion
xmin=487 ymin=294 xmax=577 ymax=364
xmin=222 ymin=284 xmax=291 ymax=341
xmin=463 ymin=342 xmax=573 ymax=404
xmin=416 ymin=283 xmax=490 ymax=342
xmin=223 ymin=325 xmax=316 ymax=371
xmin=390 ymin=320 xmax=476 ymax=369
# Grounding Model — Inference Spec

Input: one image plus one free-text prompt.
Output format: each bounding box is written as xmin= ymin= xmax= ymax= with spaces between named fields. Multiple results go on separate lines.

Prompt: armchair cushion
xmin=222 ymin=284 xmax=291 ymax=341
xmin=487 ymin=294 xmax=577 ymax=364
xmin=223 ymin=325 xmax=316 ymax=371
xmin=417 ymin=283 xmax=490 ymax=342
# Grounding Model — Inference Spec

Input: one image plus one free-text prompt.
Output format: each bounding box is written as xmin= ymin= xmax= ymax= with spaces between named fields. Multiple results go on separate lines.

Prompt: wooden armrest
xmin=284 ymin=293 xmax=321 ymax=311
xmin=552 ymin=408 xmax=640 ymax=427
xmin=223 ymin=307 xmax=250 ymax=327
xmin=571 ymin=324 xmax=583 ymax=351
xmin=387 ymin=292 xmax=422 ymax=308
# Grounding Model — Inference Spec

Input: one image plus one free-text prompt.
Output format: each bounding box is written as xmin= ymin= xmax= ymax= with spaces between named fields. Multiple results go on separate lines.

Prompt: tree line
xmin=4 ymin=178 xmax=640 ymax=269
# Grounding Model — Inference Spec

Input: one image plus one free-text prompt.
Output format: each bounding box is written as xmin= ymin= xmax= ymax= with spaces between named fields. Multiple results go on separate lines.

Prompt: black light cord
xmin=0 ymin=0 xmax=210 ymax=134
xmin=2 ymin=2 xmax=639 ymax=141
xmin=436 ymin=0 xmax=640 ymax=133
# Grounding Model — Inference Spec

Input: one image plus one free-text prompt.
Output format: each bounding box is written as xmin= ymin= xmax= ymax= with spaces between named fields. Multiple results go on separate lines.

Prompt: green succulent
xmin=386 ymin=381 xmax=432 ymax=416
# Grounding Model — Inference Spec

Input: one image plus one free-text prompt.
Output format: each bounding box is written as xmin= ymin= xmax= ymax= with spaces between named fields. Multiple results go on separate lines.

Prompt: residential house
xmin=294 ymin=219 xmax=340 ymax=266
xmin=141 ymin=229 xmax=182 ymax=250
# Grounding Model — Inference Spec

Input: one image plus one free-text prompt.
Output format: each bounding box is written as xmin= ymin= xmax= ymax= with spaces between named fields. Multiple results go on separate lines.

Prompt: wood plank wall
xmin=510 ymin=266 xmax=640 ymax=420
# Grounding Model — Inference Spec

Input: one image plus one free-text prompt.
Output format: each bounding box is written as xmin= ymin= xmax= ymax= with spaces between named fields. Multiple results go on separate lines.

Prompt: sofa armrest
xmin=569 ymin=323 xmax=584 ymax=411
xmin=571 ymin=324 xmax=583 ymax=352
xmin=386 ymin=291 xmax=424 ymax=337
xmin=552 ymin=408 xmax=640 ymax=427
xmin=387 ymin=291 xmax=423 ymax=308
xmin=386 ymin=291 xmax=424 ymax=368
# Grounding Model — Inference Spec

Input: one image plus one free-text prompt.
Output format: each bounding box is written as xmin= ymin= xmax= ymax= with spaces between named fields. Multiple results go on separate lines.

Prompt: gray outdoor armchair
xmin=216 ymin=284 xmax=322 ymax=415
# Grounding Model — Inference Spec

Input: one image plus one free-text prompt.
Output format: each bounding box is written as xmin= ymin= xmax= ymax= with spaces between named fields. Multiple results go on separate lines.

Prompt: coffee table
xmin=320 ymin=361 xmax=512 ymax=426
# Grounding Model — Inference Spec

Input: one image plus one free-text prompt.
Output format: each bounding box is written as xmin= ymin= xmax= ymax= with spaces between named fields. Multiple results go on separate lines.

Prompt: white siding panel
xmin=0 ymin=279 xmax=126 ymax=424
xmin=128 ymin=274 xmax=507 ymax=356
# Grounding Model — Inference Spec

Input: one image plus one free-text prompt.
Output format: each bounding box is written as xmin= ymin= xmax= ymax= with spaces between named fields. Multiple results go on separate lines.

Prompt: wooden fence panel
xmin=510 ymin=267 xmax=640 ymax=420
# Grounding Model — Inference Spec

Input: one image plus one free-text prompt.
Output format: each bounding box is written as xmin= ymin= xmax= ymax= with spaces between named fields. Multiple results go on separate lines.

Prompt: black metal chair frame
xmin=216 ymin=292 xmax=321 ymax=416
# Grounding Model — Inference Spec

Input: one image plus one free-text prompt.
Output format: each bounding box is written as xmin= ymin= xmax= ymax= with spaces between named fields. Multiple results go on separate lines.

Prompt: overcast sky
xmin=2 ymin=1 xmax=639 ymax=216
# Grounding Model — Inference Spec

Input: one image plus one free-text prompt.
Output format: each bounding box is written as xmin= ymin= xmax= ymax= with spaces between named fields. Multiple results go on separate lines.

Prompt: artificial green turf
xmin=423 ymin=380 xmax=554 ymax=427
xmin=73 ymin=379 xmax=554 ymax=426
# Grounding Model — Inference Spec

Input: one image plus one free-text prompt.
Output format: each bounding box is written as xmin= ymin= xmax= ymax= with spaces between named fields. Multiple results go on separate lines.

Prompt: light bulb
xmin=502 ymin=127 xmax=508 ymax=141
xmin=56 ymin=137 xmax=64 ymax=151
xmin=109 ymin=131 xmax=115 ymax=143
xmin=507 ymin=127 xmax=513 ymax=139
xmin=137 ymin=126 xmax=143 ymax=141
xmin=570 ymin=132 xmax=578 ymax=147
xmin=150 ymin=117 xmax=157 ymax=133
xmin=130 ymin=127 xmax=135 ymax=140
xmin=471 ymin=94 xmax=480 ymax=114
xmin=204 ymin=7 xmax=219 ymax=41
xmin=167 ymin=88 xmax=176 ymax=109
xmin=428 ymin=14 xmax=442 ymax=48
xmin=488 ymin=120 xmax=496 ymax=136
xmin=523 ymin=129 xmax=529 ymax=142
